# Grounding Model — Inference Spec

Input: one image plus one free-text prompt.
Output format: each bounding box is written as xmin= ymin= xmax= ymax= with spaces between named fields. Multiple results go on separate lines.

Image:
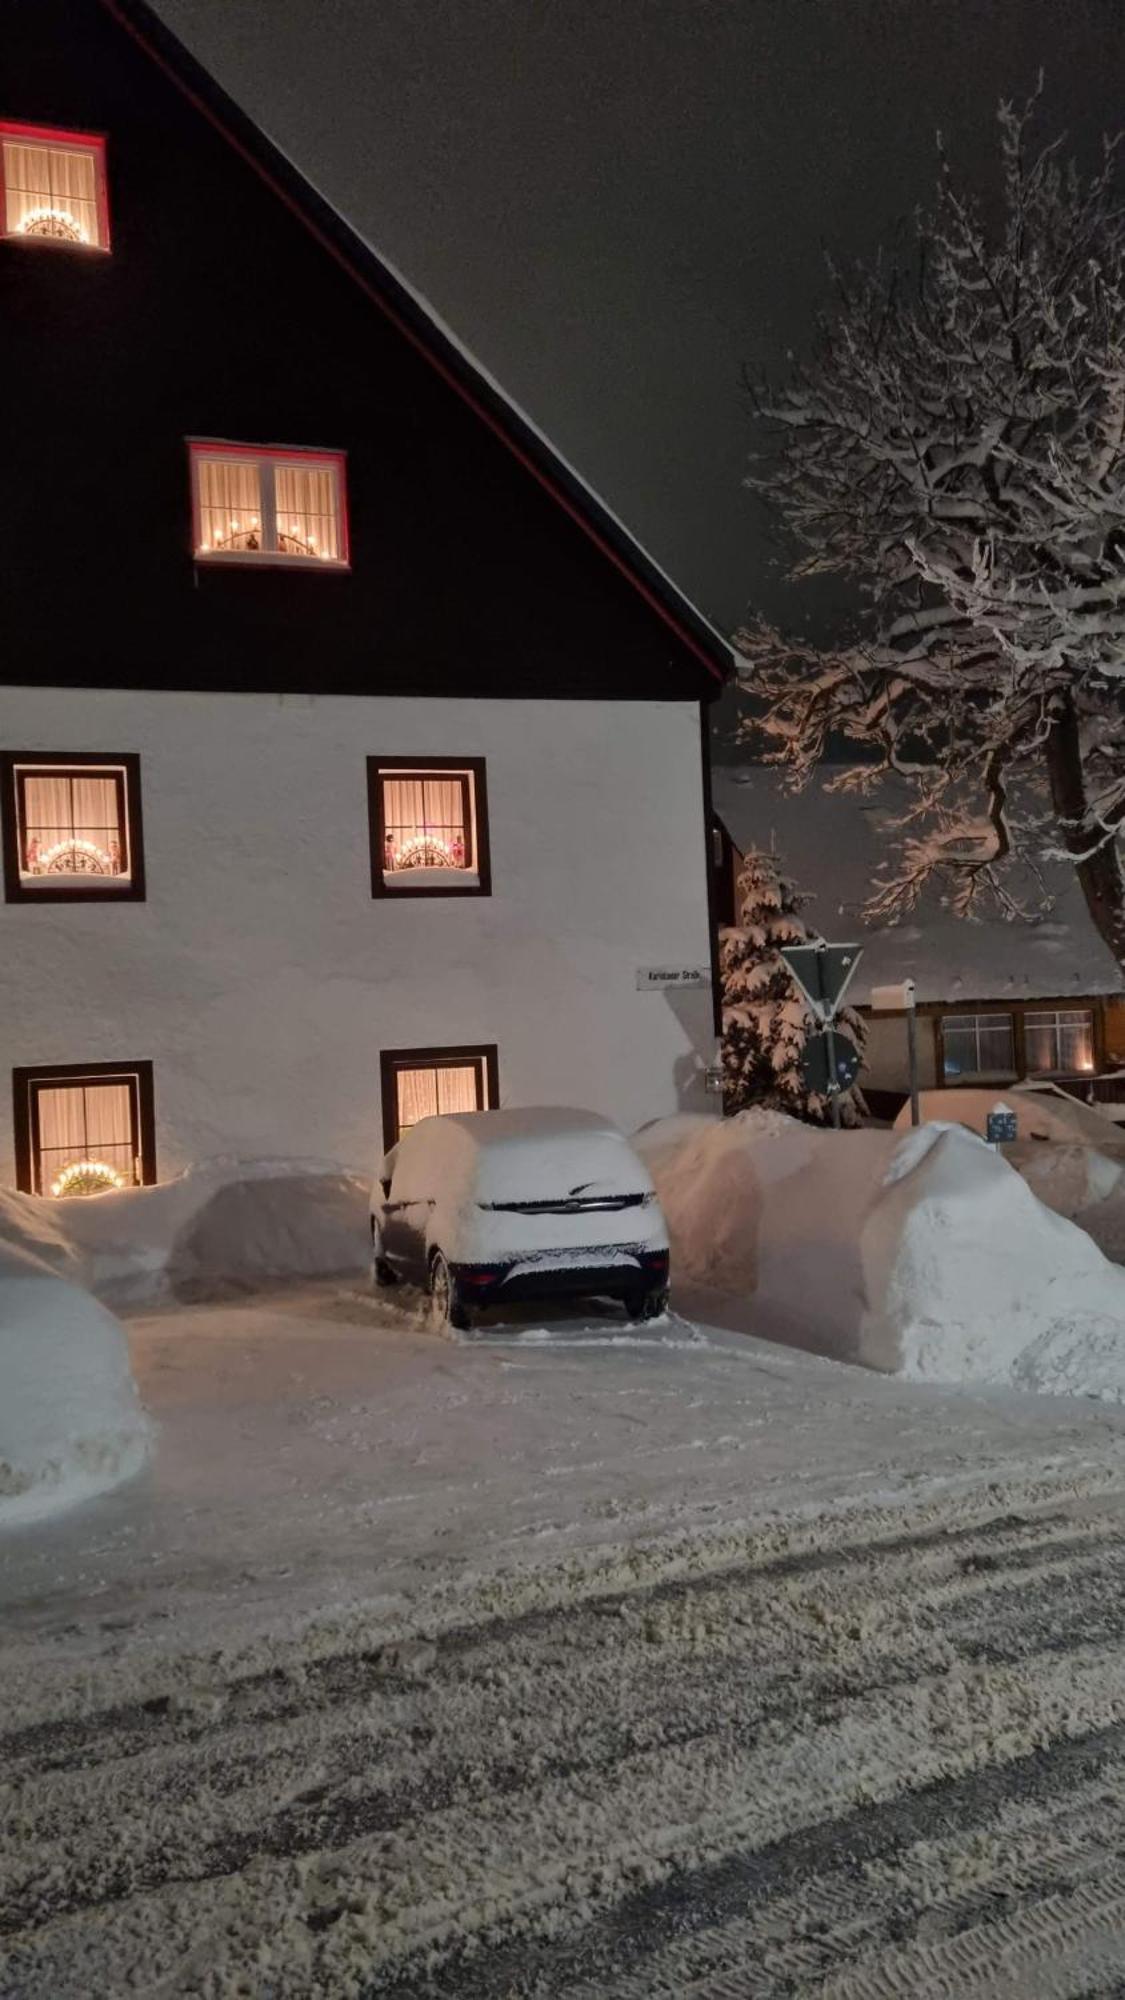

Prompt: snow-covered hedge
xmin=0 ymin=1158 xmax=369 ymax=1311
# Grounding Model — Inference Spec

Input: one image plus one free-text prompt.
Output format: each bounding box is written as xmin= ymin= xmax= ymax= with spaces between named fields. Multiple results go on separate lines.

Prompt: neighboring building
xmin=713 ymin=767 xmax=1125 ymax=1116
xmin=1 ymin=0 xmax=730 ymax=1199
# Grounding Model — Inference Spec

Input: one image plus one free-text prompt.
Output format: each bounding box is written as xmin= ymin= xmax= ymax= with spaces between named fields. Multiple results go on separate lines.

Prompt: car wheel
xmin=370 ymin=1223 xmax=398 ymax=1290
xmin=430 ymin=1251 xmax=471 ymax=1332
xmin=628 ymin=1288 xmax=668 ymax=1323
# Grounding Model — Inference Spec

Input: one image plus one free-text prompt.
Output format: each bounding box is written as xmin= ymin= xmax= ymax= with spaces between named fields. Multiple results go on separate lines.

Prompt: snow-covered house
xmin=713 ymin=767 xmax=1125 ymax=1114
xmin=0 ymin=0 xmax=730 ymax=1201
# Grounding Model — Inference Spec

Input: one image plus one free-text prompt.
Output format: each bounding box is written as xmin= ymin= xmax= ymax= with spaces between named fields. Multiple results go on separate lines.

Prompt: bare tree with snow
xmin=737 ymin=89 xmax=1125 ymax=974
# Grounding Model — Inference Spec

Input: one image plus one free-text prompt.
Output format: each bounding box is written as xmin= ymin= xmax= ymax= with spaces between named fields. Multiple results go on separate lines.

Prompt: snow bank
xmin=1011 ymin=1140 xmax=1125 ymax=1265
xmin=893 ymin=1083 xmax=1118 ymax=1145
xmin=0 ymin=1159 xmax=368 ymax=1311
xmin=637 ymin=1113 xmax=1125 ymax=1399
xmin=0 ymin=1240 xmax=149 ymax=1525
xmin=860 ymin=1123 xmax=1125 ymax=1394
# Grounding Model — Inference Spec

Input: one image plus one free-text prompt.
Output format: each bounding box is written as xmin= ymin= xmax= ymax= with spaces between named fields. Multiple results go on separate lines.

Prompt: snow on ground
xmin=638 ymin=1111 xmax=1125 ymax=1398
xmin=0 ymin=1239 xmax=149 ymax=1526
xmin=6 ymin=1285 xmax=1125 ymax=1994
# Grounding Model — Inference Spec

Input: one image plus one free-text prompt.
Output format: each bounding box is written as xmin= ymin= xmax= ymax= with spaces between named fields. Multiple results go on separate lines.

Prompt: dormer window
xmin=0 ymin=123 xmax=109 ymax=249
xmin=189 ymin=442 xmax=349 ymax=568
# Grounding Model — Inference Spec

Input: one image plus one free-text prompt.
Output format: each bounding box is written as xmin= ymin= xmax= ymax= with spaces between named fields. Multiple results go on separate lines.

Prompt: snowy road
xmin=6 ymin=1287 xmax=1125 ymax=1994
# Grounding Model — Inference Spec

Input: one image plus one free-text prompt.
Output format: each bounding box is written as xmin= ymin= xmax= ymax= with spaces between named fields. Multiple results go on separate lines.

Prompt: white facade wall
xmin=0 ymin=688 xmax=718 ymax=1184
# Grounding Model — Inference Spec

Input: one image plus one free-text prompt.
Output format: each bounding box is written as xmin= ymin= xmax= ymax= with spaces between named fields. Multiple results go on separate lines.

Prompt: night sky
xmin=153 ymin=0 xmax=1124 ymax=663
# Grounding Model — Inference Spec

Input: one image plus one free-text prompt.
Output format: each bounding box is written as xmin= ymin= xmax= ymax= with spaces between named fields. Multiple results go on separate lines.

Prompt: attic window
xmin=368 ymin=758 xmax=491 ymax=897
xmin=0 ymin=124 xmax=109 ymax=249
xmin=190 ymin=443 xmax=349 ymax=568
xmin=2 ymin=753 xmax=145 ymax=902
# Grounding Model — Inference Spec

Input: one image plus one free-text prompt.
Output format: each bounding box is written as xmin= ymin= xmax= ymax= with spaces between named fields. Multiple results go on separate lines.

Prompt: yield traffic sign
xmin=780 ymin=942 xmax=863 ymax=1023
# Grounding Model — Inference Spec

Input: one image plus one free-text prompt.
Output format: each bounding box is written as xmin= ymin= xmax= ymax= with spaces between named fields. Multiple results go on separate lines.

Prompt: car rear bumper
xmin=452 ymin=1251 xmax=669 ymax=1307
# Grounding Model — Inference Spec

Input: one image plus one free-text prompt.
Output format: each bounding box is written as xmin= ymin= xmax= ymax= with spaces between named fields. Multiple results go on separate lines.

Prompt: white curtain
xmin=36 ymin=1081 xmax=135 ymax=1193
xmin=1025 ymin=1009 xmax=1094 ymax=1075
xmin=382 ymin=777 xmax=467 ymax=871
xmin=275 ymin=462 xmax=340 ymax=560
xmin=3 ymin=139 xmax=101 ymax=245
xmin=396 ymin=1063 xmax=480 ymax=1135
xmin=20 ymin=771 xmax=124 ymax=876
xmin=196 ymin=458 xmax=262 ymax=554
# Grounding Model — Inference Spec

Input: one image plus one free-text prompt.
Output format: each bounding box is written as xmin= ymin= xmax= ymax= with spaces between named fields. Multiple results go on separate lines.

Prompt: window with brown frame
xmin=367 ymin=757 xmax=491 ymax=898
xmin=0 ymin=122 xmax=110 ymax=249
xmin=189 ymin=441 xmax=349 ymax=568
xmin=13 ymin=1061 xmax=156 ymax=1198
xmin=935 ymin=1002 xmax=1100 ymax=1082
xmin=1 ymin=752 xmax=145 ymax=902
xmin=379 ymin=1044 xmax=498 ymax=1153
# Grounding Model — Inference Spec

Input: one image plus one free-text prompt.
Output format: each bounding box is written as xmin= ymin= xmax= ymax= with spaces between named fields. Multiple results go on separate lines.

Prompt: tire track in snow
xmin=7 ymin=1493 xmax=1125 ymax=1996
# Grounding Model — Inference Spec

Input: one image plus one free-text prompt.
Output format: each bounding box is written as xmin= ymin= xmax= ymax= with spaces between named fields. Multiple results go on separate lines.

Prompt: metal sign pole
xmin=824 ymin=1014 xmax=842 ymax=1129
xmin=907 ymin=1007 xmax=920 ymax=1127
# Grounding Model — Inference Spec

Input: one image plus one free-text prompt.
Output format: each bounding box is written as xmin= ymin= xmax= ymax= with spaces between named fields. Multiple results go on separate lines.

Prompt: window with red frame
xmin=0 ymin=123 xmax=109 ymax=249
xmin=190 ymin=443 xmax=349 ymax=567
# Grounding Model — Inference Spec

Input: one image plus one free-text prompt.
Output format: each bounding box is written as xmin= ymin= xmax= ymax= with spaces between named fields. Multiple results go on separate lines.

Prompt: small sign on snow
xmin=635 ymin=966 xmax=711 ymax=991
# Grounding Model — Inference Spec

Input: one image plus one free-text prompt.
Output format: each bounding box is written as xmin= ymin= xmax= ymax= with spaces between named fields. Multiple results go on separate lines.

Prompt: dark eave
xmin=101 ymin=0 xmax=731 ymax=691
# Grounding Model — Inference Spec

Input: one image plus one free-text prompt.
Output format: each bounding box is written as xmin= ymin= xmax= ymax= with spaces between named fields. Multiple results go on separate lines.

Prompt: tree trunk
xmin=1043 ymin=692 xmax=1125 ymax=976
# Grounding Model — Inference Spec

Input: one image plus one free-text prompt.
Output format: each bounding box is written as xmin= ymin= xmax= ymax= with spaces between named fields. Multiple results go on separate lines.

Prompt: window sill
xmin=194 ymin=550 xmax=349 ymax=573
xmin=383 ymin=867 xmax=480 ymax=892
xmin=1 ymin=233 xmax=109 ymax=254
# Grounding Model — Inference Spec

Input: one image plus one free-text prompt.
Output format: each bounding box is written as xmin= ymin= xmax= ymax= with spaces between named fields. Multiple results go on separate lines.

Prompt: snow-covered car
xmin=370 ymin=1107 xmax=670 ymax=1329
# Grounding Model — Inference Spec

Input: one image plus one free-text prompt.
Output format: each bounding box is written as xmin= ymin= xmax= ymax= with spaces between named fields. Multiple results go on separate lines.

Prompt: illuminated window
xmin=1 ymin=753 xmax=144 ymax=902
xmin=189 ymin=442 xmax=348 ymax=567
xmin=380 ymin=1045 xmax=498 ymax=1151
xmin=0 ymin=123 xmax=109 ymax=249
xmin=13 ymin=1062 xmax=156 ymax=1198
xmin=941 ymin=1012 xmax=1015 ymax=1081
xmin=1025 ymin=1008 xmax=1095 ymax=1075
xmin=368 ymin=757 xmax=490 ymax=897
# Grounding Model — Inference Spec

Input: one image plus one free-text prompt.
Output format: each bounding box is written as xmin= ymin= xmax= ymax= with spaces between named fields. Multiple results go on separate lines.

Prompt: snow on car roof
xmin=434 ymin=1107 xmax=621 ymax=1147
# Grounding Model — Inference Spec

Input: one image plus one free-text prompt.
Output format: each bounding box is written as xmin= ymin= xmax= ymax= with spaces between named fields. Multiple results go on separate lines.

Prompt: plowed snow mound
xmin=0 ymin=1241 xmax=150 ymax=1524
xmin=0 ymin=1159 xmax=368 ymax=1310
xmin=637 ymin=1113 xmax=1125 ymax=1398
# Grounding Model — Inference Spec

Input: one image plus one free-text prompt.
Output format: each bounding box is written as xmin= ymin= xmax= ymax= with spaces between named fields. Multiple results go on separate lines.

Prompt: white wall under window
xmin=0 ymin=690 xmax=717 ymax=1181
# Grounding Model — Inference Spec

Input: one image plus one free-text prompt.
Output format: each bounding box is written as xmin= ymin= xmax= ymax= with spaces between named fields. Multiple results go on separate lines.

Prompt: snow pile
xmin=860 ymin=1123 xmax=1125 ymax=1394
xmin=0 ymin=1159 xmax=368 ymax=1311
xmin=637 ymin=1113 xmax=1125 ymax=1398
xmin=1011 ymin=1140 xmax=1125 ymax=1265
xmin=893 ymin=1083 xmax=1118 ymax=1145
xmin=0 ymin=1239 xmax=149 ymax=1524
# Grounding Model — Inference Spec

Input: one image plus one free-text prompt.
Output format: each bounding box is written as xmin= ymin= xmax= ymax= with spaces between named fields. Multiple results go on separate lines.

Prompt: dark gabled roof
xmin=101 ymin=0 xmax=731 ymax=691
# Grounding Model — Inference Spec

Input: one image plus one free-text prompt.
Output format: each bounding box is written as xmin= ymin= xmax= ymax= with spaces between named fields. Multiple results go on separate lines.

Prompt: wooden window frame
xmin=0 ymin=120 xmax=111 ymax=252
xmin=929 ymin=998 xmax=1105 ymax=1084
xmin=12 ymin=1059 xmax=156 ymax=1196
xmin=188 ymin=439 xmax=350 ymax=571
xmin=367 ymin=756 xmax=492 ymax=899
xmin=379 ymin=1043 xmax=499 ymax=1155
xmin=0 ymin=751 xmax=145 ymax=903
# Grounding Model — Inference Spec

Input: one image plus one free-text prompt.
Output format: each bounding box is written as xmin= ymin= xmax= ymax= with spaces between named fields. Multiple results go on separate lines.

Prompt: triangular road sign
xmin=781 ymin=942 xmax=863 ymax=1023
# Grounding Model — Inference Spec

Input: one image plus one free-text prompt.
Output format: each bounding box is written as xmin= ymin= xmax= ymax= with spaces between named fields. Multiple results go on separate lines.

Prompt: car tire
xmin=628 ymin=1288 xmax=669 ymax=1323
xmin=370 ymin=1223 xmax=398 ymax=1290
xmin=430 ymin=1250 xmax=471 ymax=1332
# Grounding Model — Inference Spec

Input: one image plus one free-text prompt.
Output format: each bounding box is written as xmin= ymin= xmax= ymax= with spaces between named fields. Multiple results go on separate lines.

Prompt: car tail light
xmin=463 ymin=1269 xmax=500 ymax=1286
xmin=640 ymin=1250 xmax=669 ymax=1273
